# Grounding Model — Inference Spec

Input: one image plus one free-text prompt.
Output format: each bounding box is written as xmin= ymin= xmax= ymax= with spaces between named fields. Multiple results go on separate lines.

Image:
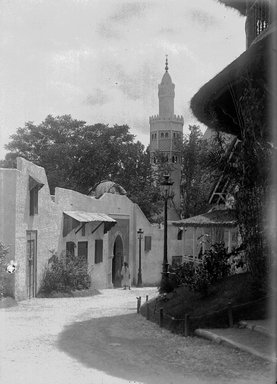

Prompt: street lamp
xmin=137 ymin=228 xmax=144 ymax=287
xmin=160 ymin=174 xmax=174 ymax=280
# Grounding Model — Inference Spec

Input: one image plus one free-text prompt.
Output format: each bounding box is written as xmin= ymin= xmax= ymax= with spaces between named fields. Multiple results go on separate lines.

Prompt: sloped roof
xmin=172 ymin=209 xmax=237 ymax=228
xmin=64 ymin=211 xmax=116 ymax=223
xmin=63 ymin=211 xmax=116 ymax=237
xmin=217 ymin=0 xmax=247 ymax=15
xmin=190 ymin=24 xmax=274 ymax=138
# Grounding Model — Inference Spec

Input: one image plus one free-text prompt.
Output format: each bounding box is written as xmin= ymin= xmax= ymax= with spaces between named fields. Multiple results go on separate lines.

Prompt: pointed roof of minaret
xmin=161 ymin=55 xmax=173 ymax=85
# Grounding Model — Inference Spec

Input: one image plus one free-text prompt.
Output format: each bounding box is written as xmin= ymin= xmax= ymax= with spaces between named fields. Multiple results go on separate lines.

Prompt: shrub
xmin=0 ymin=242 xmax=9 ymax=299
xmin=190 ymin=243 xmax=231 ymax=296
xmin=161 ymin=243 xmax=232 ymax=296
xmin=39 ymin=250 xmax=91 ymax=296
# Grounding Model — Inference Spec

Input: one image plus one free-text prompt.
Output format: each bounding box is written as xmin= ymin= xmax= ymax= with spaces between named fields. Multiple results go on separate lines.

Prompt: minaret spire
xmin=165 ymin=55 xmax=168 ymax=72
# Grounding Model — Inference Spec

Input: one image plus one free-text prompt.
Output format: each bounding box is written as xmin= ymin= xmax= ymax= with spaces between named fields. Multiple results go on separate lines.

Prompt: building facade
xmin=0 ymin=157 xmax=183 ymax=300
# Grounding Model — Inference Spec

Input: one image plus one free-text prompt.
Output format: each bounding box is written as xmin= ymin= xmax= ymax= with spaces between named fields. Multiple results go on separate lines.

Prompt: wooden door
xmin=26 ymin=231 xmax=37 ymax=298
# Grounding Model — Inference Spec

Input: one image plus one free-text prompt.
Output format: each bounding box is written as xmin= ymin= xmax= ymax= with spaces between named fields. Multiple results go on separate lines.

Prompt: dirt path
xmin=0 ymin=288 xmax=274 ymax=384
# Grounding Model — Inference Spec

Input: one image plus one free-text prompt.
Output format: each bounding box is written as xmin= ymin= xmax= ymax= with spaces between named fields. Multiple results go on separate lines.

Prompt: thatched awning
xmin=172 ymin=209 xmax=237 ymax=228
xmin=190 ymin=24 xmax=274 ymax=139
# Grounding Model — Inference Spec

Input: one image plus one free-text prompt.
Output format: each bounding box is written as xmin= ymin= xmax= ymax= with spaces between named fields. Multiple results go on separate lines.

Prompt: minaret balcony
xmin=149 ymin=114 xmax=184 ymax=123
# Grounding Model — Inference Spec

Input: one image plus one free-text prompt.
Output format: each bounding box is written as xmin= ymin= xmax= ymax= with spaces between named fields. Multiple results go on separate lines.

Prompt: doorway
xmin=26 ymin=231 xmax=37 ymax=299
xmin=112 ymin=235 xmax=123 ymax=288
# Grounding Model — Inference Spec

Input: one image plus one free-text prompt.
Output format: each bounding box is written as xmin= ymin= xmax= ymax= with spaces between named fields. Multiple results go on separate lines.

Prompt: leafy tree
xmin=2 ymin=115 xmax=161 ymax=219
xmin=203 ymin=81 xmax=273 ymax=290
xmin=180 ymin=125 xmax=214 ymax=218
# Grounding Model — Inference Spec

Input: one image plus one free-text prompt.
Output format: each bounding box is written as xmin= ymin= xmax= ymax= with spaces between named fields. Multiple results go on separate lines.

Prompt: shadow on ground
xmin=57 ymin=313 xmax=173 ymax=384
xmin=57 ymin=311 xmax=273 ymax=384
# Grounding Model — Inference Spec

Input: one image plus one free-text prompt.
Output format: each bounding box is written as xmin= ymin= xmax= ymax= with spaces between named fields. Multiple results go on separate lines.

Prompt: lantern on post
xmin=160 ymin=174 xmax=174 ymax=280
xmin=137 ymin=228 xmax=144 ymax=287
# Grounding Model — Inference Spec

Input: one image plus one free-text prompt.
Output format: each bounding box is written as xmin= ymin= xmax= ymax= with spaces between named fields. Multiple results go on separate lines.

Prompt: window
xmin=29 ymin=176 xmax=44 ymax=216
xmin=165 ymin=132 xmax=169 ymax=138
xmin=161 ymin=132 xmax=164 ymax=138
xmin=66 ymin=242 xmax=75 ymax=257
xmin=173 ymin=132 xmax=176 ymax=138
xmin=153 ymin=157 xmax=157 ymax=164
xmin=144 ymin=236 xmax=152 ymax=252
xmin=154 ymin=133 xmax=157 ymax=139
xmin=30 ymin=186 xmax=38 ymax=216
xmin=152 ymin=134 xmax=154 ymax=140
xmin=95 ymin=239 xmax=103 ymax=264
xmin=172 ymin=256 xmax=182 ymax=267
xmin=78 ymin=241 xmax=88 ymax=265
xmin=177 ymin=229 xmax=183 ymax=240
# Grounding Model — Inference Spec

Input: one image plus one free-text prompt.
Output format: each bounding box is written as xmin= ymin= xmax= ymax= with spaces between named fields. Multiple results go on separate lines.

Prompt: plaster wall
xmin=14 ymin=158 xmax=62 ymax=300
xmin=0 ymin=169 xmax=18 ymax=296
xmin=134 ymin=205 xmax=182 ymax=286
xmin=55 ymin=189 xmax=133 ymax=287
xmin=62 ymin=221 xmax=108 ymax=289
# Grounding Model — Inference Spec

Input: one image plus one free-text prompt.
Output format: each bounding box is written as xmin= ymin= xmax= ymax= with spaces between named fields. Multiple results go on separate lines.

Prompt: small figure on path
xmin=121 ymin=262 xmax=131 ymax=290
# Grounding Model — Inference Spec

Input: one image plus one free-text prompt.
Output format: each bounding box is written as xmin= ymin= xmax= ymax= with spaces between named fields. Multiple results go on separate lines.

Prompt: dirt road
xmin=0 ymin=287 xmax=274 ymax=384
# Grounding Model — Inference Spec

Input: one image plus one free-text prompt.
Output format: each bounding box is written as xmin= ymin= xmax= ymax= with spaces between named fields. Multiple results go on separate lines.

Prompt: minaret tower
xmin=149 ymin=57 xmax=184 ymax=218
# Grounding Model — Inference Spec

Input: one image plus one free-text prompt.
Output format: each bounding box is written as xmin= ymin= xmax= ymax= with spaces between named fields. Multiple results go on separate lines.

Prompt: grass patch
xmin=140 ymin=273 xmax=269 ymax=333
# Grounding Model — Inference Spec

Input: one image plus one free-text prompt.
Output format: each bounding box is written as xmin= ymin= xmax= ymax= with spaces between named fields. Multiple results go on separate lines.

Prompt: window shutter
xmin=144 ymin=236 xmax=152 ymax=252
xmin=95 ymin=239 xmax=103 ymax=264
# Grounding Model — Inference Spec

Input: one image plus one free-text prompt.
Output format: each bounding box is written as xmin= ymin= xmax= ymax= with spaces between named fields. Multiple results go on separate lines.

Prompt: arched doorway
xmin=112 ymin=235 xmax=123 ymax=288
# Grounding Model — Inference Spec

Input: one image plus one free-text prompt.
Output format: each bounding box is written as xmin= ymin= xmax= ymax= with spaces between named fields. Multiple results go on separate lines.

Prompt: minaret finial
xmin=165 ymin=55 xmax=168 ymax=72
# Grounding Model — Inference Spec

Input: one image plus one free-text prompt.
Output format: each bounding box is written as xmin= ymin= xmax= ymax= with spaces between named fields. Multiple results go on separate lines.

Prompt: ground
xmin=0 ymin=287 xmax=274 ymax=384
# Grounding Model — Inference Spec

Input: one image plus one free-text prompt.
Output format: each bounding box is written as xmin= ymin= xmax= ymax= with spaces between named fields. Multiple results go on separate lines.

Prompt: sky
xmin=0 ymin=0 xmax=246 ymax=159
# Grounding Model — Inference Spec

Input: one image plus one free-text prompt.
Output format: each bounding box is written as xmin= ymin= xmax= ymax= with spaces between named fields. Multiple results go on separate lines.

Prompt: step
xmin=195 ymin=327 xmax=276 ymax=363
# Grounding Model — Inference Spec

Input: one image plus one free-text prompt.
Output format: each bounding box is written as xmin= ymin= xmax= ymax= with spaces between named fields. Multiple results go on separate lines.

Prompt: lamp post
xmin=137 ymin=228 xmax=144 ymax=287
xmin=160 ymin=174 xmax=174 ymax=279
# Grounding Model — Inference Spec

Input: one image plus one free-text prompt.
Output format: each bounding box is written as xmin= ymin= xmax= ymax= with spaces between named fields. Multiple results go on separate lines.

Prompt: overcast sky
xmin=0 ymin=0 xmax=245 ymax=158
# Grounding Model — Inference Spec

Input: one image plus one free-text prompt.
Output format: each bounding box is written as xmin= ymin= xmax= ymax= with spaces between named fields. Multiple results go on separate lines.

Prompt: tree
xmin=180 ymin=125 xmax=214 ymax=218
xmin=203 ymin=81 xmax=274 ymax=290
xmin=2 ymin=115 xmax=161 ymax=219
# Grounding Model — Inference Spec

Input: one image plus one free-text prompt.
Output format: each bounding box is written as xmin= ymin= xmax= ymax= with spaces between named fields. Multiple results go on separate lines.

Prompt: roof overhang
xmin=63 ymin=211 xmax=116 ymax=237
xmin=29 ymin=175 xmax=44 ymax=191
xmin=190 ymin=25 xmax=275 ymax=139
xmin=172 ymin=209 xmax=237 ymax=228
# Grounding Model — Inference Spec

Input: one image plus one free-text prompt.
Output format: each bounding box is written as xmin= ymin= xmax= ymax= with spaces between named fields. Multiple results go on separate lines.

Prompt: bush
xmin=191 ymin=243 xmax=231 ymax=296
xmin=39 ymin=250 xmax=91 ymax=296
xmin=161 ymin=243 xmax=232 ymax=296
xmin=0 ymin=242 xmax=9 ymax=299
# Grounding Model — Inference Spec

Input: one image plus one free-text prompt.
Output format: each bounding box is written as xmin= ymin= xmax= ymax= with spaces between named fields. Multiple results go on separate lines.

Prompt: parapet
xmin=149 ymin=114 xmax=184 ymax=123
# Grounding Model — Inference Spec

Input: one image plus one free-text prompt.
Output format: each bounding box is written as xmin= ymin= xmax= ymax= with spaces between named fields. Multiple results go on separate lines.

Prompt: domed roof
xmin=94 ymin=180 xmax=127 ymax=199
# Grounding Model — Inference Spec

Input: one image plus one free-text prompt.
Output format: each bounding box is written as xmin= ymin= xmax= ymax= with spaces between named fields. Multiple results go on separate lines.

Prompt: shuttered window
xmin=95 ymin=239 xmax=103 ymax=264
xmin=30 ymin=186 xmax=38 ymax=216
xmin=144 ymin=236 xmax=152 ymax=252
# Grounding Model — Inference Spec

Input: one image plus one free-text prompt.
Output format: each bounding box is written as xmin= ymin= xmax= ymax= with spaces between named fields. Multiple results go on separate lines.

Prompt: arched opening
xmin=112 ymin=235 xmax=123 ymax=288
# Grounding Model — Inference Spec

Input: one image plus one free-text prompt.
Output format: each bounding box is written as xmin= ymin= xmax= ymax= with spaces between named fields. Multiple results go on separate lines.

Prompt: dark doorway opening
xmin=112 ymin=235 xmax=123 ymax=288
xmin=26 ymin=231 xmax=37 ymax=298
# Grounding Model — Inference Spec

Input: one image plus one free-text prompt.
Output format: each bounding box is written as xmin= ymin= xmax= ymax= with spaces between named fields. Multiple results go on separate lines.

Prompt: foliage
xmin=191 ymin=243 xmax=231 ymax=296
xmin=180 ymin=125 xmax=214 ymax=218
xmin=158 ymin=273 xmax=178 ymax=294
xmin=162 ymin=243 xmax=231 ymax=296
xmin=0 ymin=242 xmax=9 ymax=299
xmin=2 ymin=115 xmax=161 ymax=219
xmin=38 ymin=250 xmax=91 ymax=296
xmin=206 ymin=80 xmax=273 ymax=288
